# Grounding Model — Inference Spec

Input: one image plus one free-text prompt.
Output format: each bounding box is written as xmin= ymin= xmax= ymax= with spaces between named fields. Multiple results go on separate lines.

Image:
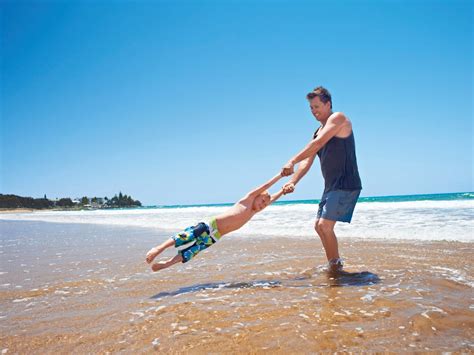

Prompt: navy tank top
xmin=314 ymin=127 xmax=362 ymax=193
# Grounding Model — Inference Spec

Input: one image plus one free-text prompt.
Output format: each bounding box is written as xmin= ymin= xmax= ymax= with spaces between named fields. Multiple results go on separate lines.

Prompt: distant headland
xmin=0 ymin=192 xmax=142 ymax=211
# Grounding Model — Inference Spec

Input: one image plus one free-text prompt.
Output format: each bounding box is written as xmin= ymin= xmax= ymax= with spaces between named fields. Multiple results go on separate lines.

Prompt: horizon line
xmin=149 ymin=191 xmax=473 ymax=208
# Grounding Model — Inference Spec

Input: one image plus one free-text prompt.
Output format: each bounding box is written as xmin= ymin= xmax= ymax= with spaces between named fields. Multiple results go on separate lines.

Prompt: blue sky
xmin=1 ymin=0 xmax=472 ymax=205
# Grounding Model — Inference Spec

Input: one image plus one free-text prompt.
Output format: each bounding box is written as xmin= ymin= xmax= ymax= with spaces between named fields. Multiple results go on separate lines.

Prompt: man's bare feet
xmin=328 ymin=258 xmax=344 ymax=274
xmin=146 ymin=247 xmax=161 ymax=264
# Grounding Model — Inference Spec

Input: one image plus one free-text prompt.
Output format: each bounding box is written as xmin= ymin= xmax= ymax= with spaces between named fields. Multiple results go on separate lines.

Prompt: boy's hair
xmin=306 ymin=86 xmax=332 ymax=108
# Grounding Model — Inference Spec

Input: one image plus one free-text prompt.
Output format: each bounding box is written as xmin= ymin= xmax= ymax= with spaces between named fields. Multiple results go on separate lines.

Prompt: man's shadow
xmin=325 ymin=270 xmax=381 ymax=287
xmin=290 ymin=268 xmax=380 ymax=288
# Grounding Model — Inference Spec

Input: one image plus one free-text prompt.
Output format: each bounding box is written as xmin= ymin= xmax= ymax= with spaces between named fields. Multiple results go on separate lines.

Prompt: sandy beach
xmin=1 ymin=220 xmax=473 ymax=353
xmin=0 ymin=209 xmax=35 ymax=214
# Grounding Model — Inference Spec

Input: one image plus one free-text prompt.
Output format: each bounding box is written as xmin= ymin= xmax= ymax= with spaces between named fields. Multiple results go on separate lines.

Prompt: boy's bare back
xmin=214 ymin=196 xmax=258 ymax=235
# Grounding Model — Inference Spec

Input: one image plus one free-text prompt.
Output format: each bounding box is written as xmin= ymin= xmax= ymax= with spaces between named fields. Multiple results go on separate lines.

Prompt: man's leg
xmin=314 ymin=218 xmax=328 ymax=254
xmin=315 ymin=218 xmax=339 ymax=261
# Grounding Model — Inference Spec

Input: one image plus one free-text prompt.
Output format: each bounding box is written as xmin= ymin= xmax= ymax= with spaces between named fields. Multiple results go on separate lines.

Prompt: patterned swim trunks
xmin=172 ymin=218 xmax=222 ymax=263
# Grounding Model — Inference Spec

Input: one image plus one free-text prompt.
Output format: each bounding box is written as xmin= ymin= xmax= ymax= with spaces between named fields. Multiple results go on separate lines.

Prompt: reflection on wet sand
xmin=151 ymin=280 xmax=282 ymax=300
xmin=1 ymin=221 xmax=473 ymax=353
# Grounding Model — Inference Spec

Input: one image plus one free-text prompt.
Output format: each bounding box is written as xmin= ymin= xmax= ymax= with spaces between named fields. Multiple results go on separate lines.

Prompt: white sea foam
xmin=0 ymin=200 xmax=472 ymax=242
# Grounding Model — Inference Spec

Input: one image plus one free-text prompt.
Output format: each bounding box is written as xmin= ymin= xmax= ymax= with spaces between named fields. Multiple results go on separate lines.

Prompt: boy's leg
xmin=146 ymin=238 xmax=175 ymax=264
xmin=152 ymin=254 xmax=183 ymax=272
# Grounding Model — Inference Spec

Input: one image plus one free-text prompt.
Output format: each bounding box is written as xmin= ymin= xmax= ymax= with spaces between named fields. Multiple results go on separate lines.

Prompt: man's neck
xmin=319 ymin=111 xmax=333 ymax=126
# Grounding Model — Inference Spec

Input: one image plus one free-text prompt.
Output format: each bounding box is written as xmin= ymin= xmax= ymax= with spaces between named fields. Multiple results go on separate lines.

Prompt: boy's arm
xmin=270 ymin=189 xmax=285 ymax=204
xmin=246 ymin=173 xmax=283 ymax=199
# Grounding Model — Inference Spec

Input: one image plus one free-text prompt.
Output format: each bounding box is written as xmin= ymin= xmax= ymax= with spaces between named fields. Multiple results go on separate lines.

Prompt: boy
xmin=145 ymin=173 xmax=286 ymax=271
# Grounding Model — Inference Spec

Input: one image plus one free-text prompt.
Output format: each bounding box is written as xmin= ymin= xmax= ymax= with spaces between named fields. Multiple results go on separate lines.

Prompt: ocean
xmin=1 ymin=192 xmax=473 ymax=242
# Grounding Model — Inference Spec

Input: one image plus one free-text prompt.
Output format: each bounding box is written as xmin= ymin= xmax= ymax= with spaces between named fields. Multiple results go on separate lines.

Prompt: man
xmin=281 ymin=86 xmax=362 ymax=273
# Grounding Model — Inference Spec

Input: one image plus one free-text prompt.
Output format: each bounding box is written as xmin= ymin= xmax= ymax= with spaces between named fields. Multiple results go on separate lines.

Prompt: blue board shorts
xmin=172 ymin=218 xmax=222 ymax=263
xmin=317 ymin=189 xmax=361 ymax=223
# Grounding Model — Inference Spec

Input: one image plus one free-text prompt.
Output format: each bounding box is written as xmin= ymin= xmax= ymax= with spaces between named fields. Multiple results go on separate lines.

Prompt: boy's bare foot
xmin=151 ymin=254 xmax=182 ymax=271
xmin=146 ymin=247 xmax=161 ymax=264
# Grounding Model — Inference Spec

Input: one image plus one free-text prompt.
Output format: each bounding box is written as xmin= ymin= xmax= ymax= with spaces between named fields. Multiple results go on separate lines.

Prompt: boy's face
xmin=252 ymin=192 xmax=271 ymax=212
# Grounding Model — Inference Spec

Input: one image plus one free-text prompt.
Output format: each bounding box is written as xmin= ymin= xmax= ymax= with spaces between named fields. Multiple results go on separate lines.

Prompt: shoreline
xmin=0 ymin=190 xmax=472 ymax=212
xmin=0 ymin=206 xmax=139 ymax=214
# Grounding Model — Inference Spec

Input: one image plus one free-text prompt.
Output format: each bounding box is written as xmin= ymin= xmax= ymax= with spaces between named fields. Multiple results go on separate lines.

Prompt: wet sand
xmin=1 ymin=220 xmax=473 ymax=353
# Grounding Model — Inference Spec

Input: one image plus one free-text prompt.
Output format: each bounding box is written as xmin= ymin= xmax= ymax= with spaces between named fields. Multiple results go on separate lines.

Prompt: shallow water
xmin=1 ymin=221 xmax=473 ymax=352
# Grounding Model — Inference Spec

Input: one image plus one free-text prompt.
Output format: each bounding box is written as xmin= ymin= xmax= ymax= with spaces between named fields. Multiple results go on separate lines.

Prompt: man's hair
xmin=306 ymin=86 xmax=332 ymax=108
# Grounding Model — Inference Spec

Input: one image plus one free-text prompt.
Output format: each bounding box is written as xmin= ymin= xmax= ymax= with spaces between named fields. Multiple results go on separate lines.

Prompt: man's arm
xmin=282 ymin=112 xmax=347 ymax=175
xmin=270 ymin=189 xmax=285 ymax=204
xmin=282 ymin=155 xmax=316 ymax=194
xmin=246 ymin=173 xmax=283 ymax=199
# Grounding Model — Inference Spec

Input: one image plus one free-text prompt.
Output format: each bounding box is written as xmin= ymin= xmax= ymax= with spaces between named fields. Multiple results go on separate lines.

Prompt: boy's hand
xmin=281 ymin=162 xmax=294 ymax=176
xmin=282 ymin=182 xmax=295 ymax=194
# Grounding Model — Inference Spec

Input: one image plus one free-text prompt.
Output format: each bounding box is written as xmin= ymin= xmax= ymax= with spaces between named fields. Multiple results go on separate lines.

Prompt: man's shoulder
xmin=330 ymin=111 xmax=349 ymax=123
xmin=331 ymin=112 xmax=353 ymax=132
xmin=332 ymin=112 xmax=353 ymax=137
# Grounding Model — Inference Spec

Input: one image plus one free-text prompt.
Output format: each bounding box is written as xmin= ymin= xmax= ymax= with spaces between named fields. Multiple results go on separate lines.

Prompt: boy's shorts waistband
xmin=208 ymin=217 xmax=222 ymax=241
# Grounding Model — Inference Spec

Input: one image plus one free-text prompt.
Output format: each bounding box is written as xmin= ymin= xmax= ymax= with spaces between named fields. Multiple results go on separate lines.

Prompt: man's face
xmin=309 ymin=96 xmax=331 ymax=121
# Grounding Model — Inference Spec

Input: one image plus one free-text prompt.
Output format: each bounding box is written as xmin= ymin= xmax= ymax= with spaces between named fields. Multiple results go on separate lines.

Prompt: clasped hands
xmin=281 ymin=161 xmax=295 ymax=195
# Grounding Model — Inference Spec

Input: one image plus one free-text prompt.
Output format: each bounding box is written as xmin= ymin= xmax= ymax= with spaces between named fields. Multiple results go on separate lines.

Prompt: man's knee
xmin=317 ymin=219 xmax=335 ymax=235
xmin=314 ymin=220 xmax=322 ymax=235
xmin=314 ymin=220 xmax=328 ymax=240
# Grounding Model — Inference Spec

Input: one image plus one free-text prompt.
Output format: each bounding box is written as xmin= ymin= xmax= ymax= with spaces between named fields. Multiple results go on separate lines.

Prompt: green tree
xmin=57 ymin=198 xmax=74 ymax=207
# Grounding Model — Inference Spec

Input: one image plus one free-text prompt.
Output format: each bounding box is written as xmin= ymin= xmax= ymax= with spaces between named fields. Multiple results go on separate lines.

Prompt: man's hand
xmin=281 ymin=162 xmax=294 ymax=177
xmin=282 ymin=182 xmax=295 ymax=194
